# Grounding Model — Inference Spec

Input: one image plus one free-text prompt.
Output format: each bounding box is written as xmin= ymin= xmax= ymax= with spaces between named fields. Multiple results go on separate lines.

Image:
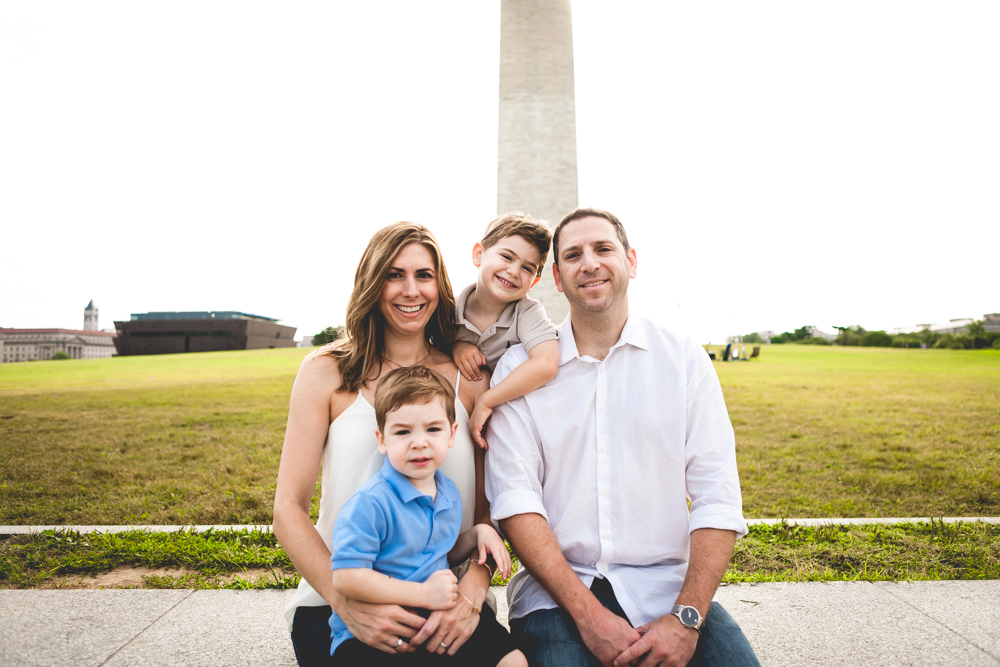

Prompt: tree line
xmin=744 ymin=321 xmax=1000 ymax=350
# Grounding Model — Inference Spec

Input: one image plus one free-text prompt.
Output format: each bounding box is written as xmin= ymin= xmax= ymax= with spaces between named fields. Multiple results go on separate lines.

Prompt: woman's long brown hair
xmin=320 ymin=222 xmax=456 ymax=393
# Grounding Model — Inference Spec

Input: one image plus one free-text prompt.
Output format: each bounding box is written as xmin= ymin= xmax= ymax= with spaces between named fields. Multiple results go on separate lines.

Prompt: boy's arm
xmin=448 ymin=523 xmax=514 ymax=580
xmin=468 ymin=339 xmax=558 ymax=448
xmin=331 ymin=568 xmax=458 ymax=610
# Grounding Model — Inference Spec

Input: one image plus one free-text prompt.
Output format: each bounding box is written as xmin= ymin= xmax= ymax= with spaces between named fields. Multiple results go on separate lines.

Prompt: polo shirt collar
xmin=558 ymin=313 xmax=649 ymax=366
xmin=379 ymin=458 xmax=454 ymax=510
xmin=455 ymin=284 xmax=517 ymax=337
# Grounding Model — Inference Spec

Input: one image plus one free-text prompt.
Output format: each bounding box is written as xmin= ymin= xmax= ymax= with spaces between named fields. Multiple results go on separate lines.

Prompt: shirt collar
xmin=455 ymin=283 xmax=517 ymax=336
xmin=380 ymin=458 xmax=453 ymax=510
xmin=557 ymin=313 xmax=649 ymax=366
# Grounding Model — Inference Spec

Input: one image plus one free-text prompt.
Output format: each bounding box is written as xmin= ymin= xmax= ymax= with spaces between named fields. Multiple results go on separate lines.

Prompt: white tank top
xmin=283 ymin=373 xmax=476 ymax=630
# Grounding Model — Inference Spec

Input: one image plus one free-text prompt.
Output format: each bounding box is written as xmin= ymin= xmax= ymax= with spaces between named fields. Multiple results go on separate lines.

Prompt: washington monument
xmin=498 ymin=0 xmax=578 ymax=324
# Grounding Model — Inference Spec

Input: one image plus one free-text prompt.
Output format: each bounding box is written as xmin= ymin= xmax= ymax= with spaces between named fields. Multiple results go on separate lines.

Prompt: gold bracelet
xmin=459 ymin=591 xmax=480 ymax=615
xmin=463 ymin=555 xmax=495 ymax=579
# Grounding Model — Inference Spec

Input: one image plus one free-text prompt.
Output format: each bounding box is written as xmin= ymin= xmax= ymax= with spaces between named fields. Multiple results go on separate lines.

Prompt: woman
xmin=273 ymin=222 xmax=501 ymax=665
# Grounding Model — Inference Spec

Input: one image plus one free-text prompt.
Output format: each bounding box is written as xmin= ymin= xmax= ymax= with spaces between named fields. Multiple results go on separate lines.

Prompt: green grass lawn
xmin=1 ymin=345 xmax=998 ymax=525
xmin=4 ymin=521 xmax=997 ymax=589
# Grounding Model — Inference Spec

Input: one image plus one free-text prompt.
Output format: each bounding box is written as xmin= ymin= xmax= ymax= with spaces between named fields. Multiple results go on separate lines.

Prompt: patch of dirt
xmin=36 ymin=566 xmax=274 ymax=589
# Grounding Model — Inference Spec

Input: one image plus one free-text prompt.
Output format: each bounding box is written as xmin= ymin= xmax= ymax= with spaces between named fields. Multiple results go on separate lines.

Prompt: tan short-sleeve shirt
xmin=454 ymin=283 xmax=558 ymax=371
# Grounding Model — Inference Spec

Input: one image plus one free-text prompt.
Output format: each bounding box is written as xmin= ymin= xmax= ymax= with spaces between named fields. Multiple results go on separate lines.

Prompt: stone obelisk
xmin=497 ymin=0 xmax=578 ymax=324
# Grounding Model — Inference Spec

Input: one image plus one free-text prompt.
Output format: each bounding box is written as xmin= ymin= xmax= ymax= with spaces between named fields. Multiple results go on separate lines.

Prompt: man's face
xmin=553 ymin=217 xmax=637 ymax=314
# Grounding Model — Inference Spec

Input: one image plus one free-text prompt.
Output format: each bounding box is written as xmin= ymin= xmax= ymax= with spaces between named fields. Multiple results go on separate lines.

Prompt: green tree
xmin=312 ymin=326 xmax=342 ymax=347
xmin=51 ymin=351 xmax=71 ymax=360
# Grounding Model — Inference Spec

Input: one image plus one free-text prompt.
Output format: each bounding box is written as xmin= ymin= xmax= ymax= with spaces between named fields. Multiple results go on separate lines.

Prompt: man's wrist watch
xmin=670 ymin=604 xmax=704 ymax=634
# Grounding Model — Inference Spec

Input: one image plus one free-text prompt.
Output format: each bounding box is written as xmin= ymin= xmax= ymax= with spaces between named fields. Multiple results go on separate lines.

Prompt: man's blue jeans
xmin=509 ymin=577 xmax=760 ymax=667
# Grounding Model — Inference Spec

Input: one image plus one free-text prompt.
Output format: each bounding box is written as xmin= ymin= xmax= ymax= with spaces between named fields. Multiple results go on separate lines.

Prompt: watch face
xmin=680 ymin=607 xmax=700 ymax=626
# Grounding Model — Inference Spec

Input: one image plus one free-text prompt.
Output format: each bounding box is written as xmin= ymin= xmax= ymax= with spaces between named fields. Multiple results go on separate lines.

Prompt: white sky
xmin=2 ymin=1 xmax=998 ymax=344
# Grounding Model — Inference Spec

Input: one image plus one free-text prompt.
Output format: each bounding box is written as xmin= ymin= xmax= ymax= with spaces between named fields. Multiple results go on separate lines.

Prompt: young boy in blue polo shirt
xmin=329 ymin=366 xmax=526 ymax=666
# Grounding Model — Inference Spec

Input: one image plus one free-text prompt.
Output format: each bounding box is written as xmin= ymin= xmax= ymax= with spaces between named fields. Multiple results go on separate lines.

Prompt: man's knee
xmin=690 ymin=602 xmax=760 ymax=667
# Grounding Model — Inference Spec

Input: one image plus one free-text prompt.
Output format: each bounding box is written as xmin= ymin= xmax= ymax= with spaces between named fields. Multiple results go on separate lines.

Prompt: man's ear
xmin=375 ymin=428 xmax=387 ymax=454
xmin=627 ymin=247 xmax=638 ymax=279
xmin=552 ymin=262 xmax=564 ymax=294
xmin=472 ymin=242 xmax=484 ymax=268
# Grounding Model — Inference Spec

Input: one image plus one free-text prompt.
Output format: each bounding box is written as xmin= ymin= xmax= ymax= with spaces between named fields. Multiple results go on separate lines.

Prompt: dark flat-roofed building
xmin=113 ymin=311 xmax=297 ymax=356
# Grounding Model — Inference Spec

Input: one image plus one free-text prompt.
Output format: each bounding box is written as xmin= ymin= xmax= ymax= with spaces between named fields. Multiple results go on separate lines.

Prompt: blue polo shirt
xmin=328 ymin=458 xmax=463 ymax=655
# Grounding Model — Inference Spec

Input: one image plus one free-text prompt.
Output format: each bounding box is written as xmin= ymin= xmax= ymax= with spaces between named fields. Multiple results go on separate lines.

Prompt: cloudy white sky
xmin=2 ymin=1 xmax=997 ymax=344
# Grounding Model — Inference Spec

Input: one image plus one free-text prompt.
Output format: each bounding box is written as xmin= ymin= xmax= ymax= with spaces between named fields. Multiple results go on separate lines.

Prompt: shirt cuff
xmin=521 ymin=331 xmax=558 ymax=352
xmin=331 ymin=558 xmax=375 ymax=571
xmin=489 ymin=490 xmax=548 ymax=526
xmin=688 ymin=505 xmax=749 ymax=539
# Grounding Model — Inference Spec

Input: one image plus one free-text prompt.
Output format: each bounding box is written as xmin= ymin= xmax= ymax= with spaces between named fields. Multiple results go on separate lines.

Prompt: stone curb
xmin=2 ymin=517 xmax=999 ymax=537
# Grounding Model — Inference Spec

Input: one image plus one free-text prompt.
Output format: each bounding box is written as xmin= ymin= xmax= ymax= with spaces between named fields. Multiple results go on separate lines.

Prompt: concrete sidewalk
xmin=2 ymin=581 xmax=997 ymax=666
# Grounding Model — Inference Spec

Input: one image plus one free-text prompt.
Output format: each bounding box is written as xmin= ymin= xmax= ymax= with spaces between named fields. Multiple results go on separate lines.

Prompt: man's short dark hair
xmin=552 ymin=208 xmax=630 ymax=264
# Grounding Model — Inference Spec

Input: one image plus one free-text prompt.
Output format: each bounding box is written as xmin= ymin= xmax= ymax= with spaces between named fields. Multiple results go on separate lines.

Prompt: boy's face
xmin=473 ymin=235 xmax=543 ymax=305
xmin=375 ymin=398 xmax=458 ymax=486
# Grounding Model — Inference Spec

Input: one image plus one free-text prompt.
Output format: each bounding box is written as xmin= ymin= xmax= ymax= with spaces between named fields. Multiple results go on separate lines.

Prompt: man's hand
xmin=577 ymin=604 xmax=642 ymax=667
xmin=453 ymin=342 xmax=486 ymax=382
xmin=613 ymin=614 xmax=698 ymax=667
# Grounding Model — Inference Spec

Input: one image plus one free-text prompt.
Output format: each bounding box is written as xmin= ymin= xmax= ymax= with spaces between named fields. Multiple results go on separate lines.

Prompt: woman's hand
xmin=453 ymin=342 xmax=486 ymax=382
xmin=334 ymin=595 xmax=427 ymax=655
xmin=410 ymin=556 xmax=491 ymax=655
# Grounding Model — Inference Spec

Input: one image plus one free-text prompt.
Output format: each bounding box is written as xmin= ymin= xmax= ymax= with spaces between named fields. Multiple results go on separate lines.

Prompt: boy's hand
xmin=469 ymin=399 xmax=492 ymax=450
xmin=420 ymin=569 xmax=459 ymax=610
xmin=473 ymin=524 xmax=512 ymax=581
xmin=453 ymin=342 xmax=486 ymax=382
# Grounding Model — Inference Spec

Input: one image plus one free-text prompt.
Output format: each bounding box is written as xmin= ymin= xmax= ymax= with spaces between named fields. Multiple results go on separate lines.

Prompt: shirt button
xmin=600 ymin=446 xmax=607 ymax=453
xmin=599 ymin=406 xmax=605 ymax=412
xmin=598 ymin=564 xmax=607 ymax=573
xmin=602 ymin=532 xmax=610 ymax=539
xmin=599 ymin=366 xmax=604 ymax=373
xmin=600 ymin=489 xmax=608 ymax=496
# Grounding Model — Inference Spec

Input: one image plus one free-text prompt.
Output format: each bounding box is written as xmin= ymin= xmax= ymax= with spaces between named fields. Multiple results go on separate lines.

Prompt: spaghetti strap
xmin=454 ymin=369 xmax=461 ymax=393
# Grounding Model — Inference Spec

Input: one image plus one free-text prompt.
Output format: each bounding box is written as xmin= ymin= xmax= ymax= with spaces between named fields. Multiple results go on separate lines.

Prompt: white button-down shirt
xmin=485 ymin=315 xmax=748 ymax=626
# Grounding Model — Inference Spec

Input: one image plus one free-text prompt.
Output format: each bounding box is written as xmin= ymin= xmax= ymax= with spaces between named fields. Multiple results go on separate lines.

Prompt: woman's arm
xmin=272 ymin=353 xmax=425 ymax=652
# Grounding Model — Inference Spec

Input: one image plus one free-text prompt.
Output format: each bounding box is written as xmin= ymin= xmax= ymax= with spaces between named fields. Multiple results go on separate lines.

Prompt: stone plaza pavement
xmin=2 ymin=580 xmax=998 ymax=666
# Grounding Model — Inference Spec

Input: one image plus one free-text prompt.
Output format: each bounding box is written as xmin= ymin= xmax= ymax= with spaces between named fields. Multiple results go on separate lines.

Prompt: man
xmin=485 ymin=208 xmax=759 ymax=666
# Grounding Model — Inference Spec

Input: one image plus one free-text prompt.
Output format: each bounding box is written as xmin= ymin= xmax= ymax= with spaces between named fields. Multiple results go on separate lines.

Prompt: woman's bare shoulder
xmin=293 ymin=349 xmax=354 ymax=415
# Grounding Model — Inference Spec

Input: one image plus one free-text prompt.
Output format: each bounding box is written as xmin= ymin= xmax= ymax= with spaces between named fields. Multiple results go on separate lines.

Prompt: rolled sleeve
xmin=516 ymin=298 xmax=558 ymax=353
xmin=330 ymin=493 xmax=386 ymax=570
xmin=484 ymin=349 xmax=549 ymax=528
xmin=683 ymin=344 xmax=749 ymax=539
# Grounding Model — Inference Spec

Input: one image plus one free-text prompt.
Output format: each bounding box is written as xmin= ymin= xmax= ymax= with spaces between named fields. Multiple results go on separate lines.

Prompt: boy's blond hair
xmin=480 ymin=212 xmax=552 ymax=277
xmin=374 ymin=366 xmax=456 ymax=431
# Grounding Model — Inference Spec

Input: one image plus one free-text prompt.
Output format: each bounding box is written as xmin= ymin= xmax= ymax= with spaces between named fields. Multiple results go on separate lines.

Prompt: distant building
xmin=1 ymin=301 xmax=116 ymax=363
xmin=984 ymin=313 xmax=1000 ymax=333
xmin=806 ymin=326 xmax=837 ymax=342
xmin=113 ymin=311 xmax=297 ymax=356
xmin=84 ymin=300 xmax=99 ymax=331
xmin=929 ymin=318 xmax=975 ymax=335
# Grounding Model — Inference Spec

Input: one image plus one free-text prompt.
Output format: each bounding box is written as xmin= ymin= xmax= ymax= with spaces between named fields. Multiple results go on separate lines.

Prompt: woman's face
xmin=378 ymin=242 xmax=440 ymax=337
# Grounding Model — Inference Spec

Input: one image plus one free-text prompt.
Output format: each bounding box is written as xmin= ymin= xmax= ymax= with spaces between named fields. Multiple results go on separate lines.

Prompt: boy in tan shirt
xmin=453 ymin=212 xmax=559 ymax=448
